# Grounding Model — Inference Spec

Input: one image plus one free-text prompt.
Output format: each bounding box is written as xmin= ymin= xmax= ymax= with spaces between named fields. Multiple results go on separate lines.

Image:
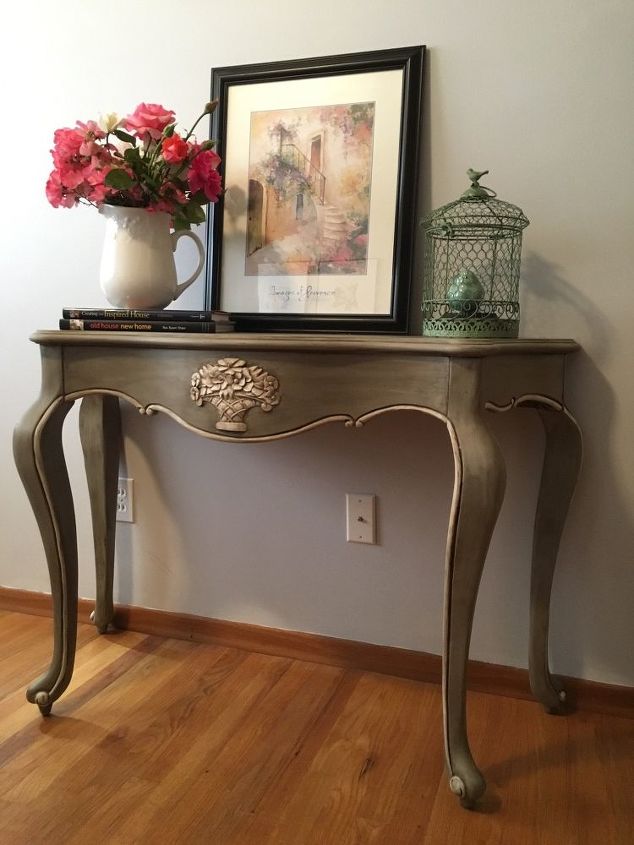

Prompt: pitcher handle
xmin=171 ymin=229 xmax=205 ymax=300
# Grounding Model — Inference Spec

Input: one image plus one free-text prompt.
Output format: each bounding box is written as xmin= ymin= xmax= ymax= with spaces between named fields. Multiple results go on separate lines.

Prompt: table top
xmin=31 ymin=331 xmax=580 ymax=358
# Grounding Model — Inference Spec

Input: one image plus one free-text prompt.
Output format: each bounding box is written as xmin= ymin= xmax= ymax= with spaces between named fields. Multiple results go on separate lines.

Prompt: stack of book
xmin=59 ymin=307 xmax=235 ymax=334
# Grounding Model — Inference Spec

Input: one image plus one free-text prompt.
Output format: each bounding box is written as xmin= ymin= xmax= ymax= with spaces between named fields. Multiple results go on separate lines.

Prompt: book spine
xmin=60 ymin=319 xmax=215 ymax=333
xmin=62 ymin=308 xmax=224 ymax=322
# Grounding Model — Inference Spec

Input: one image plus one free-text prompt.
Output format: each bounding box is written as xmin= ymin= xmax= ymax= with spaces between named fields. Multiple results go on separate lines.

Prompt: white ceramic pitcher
xmin=99 ymin=205 xmax=205 ymax=309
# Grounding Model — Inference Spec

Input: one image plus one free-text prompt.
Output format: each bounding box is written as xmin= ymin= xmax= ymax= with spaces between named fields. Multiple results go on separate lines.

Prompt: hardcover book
xmin=62 ymin=307 xmax=233 ymax=323
xmin=59 ymin=319 xmax=233 ymax=333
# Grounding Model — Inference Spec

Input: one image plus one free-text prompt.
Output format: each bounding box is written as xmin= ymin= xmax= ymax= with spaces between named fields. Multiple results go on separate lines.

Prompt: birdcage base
xmin=422 ymin=316 xmax=519 ymax=339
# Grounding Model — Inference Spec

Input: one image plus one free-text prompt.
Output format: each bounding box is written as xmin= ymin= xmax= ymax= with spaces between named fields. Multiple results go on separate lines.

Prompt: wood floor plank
xmin=230 ymin=672 xmax=447 ymax=845
xmin=176 ymin=660 xmax=346 ymax=844
xmin=90 ymin=650 xmax=294 ymax=845
xmin=41 ymin=643 xmax=247 ymax=844
xmin=0 ymin=627 xmax=149 ymax=763
xmin=0 ymin=612 xmax=632 ymax=845
xmin=422 ymin=692 xmax=634 ymax=845
xmin=0 ymin=611 xmax=47 ymax=647
xmin=2 ymin=637 xmax=201 ymax=812
xmin=0 ymin=629 xmax=156 ymax=783
xmin=0 ymin=620 xmax=98 ymax=700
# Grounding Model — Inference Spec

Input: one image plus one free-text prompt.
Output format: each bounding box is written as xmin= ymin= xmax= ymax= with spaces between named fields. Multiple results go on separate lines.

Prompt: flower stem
xmin=184 ymin=101 xmax=217 ymax=142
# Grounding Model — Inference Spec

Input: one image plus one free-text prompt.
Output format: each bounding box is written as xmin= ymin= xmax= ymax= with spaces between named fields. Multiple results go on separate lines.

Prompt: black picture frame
xmin=205 ymin=45 xmax=425 ymax=333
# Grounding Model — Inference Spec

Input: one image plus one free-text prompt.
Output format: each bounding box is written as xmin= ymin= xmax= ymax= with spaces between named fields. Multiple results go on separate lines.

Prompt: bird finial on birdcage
xmin=467 ymin=168 xmax=489 ymax=186
xmin=462 ymin=169 xmax=495 ymax=199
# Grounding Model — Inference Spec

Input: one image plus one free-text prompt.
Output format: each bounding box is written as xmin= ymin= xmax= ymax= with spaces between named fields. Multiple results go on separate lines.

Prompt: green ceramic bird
xmin=467 ymin=169 xmax=489 ymax=185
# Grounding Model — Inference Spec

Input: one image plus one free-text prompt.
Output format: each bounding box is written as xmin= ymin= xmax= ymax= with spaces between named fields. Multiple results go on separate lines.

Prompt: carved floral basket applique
xmin=190 ymin=357 xmax=281 ymax=432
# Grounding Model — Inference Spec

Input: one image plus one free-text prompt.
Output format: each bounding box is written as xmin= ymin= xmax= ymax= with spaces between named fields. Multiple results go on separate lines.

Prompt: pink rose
xmin=191 ymin=146 xmax=220 ymax=169
xmin=123 ymin=103 xmax=175 ymax=140
xmin=162 ymin=133 xmax=190 ymax=164
xmin=188 ymin=149 xmax=222 ymax=201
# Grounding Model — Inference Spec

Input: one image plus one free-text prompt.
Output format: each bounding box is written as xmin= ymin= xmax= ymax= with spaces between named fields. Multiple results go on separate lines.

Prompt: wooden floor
xmin=0 ymin=611 xmax=632 ymax=845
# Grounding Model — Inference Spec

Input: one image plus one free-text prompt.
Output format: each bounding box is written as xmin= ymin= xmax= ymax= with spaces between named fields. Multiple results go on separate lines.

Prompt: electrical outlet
xmin=346 ymin=493 xmax=376 ymax=544
xmin=116 ymin=477 xmax=134 ymax=523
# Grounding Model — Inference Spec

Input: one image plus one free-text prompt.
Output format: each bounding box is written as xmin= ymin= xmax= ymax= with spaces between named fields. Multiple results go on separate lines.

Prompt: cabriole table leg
xmin=79 ymin=395 xmax=121 ymax=634
xmin=529 ymin=405 xmax=582 ymax=713
xmin=13 ymin=396 xmax=77 ymax=716
xmin=442 ymin=361 xmax=507 ymax=808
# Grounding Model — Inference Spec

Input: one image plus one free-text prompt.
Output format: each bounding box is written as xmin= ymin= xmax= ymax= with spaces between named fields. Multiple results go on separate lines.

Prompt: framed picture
xmin=205 ymin=46 xmax=425 ymax=333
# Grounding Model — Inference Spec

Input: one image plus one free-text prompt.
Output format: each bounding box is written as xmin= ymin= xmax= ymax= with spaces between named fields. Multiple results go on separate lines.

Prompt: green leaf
xmin=104 ymin=169 xmax=134 ymax=190
xmin=163 ymin=123 xmax=176 ymax=137
xmin=173 ymin=214 xmax=190 ymax=231
xmin=113 ymin=129 xmax=137 ymax=145
xmin=123 ymin=147 xmax=141 ymax=163
xmin=183 ymin=203 xmax=206 ymax=224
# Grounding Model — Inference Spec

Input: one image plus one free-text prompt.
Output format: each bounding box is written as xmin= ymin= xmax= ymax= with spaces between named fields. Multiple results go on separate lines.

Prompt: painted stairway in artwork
xmin=281 ymin=142 xmax=350 ymax=259
xmin=315 ymin=203 xmax=349 ymax=260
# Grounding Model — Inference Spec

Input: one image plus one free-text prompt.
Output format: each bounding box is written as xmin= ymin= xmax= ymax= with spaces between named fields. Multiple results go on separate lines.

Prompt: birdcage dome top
xmin=423 ymin=169 xmax=529 ymax=238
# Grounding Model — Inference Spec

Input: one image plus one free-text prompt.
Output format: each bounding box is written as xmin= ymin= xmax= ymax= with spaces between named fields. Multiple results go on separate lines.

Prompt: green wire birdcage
xmin=422 ymin=169 xmax=529 ymax=338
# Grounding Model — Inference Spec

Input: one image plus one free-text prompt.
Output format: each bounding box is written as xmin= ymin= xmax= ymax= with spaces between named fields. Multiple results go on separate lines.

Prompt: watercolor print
xmin=245 ymin=102 xmax=375 ymax=276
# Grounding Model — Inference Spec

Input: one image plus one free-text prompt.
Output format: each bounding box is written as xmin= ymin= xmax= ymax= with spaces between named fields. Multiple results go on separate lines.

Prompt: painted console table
xmin=13 ymin=331 xmax=581 ymax=808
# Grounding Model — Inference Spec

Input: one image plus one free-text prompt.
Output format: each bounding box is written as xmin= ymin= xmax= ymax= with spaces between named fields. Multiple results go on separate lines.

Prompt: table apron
xmin=61 ymin=346 xmax=451 ymax=437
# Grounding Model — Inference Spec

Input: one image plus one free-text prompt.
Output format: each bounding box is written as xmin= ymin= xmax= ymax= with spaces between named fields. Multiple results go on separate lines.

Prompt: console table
xmin=13 ymin=331 xmax=581 ymax=808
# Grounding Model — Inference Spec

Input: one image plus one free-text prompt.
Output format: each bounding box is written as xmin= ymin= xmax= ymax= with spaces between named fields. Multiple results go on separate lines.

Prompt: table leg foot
xmin=89 ymin=608 xmax=111 ymax=635
xmin=34 ymin=691 xmax=53 ymax=717
xmin=449 ymin=765 xmax=487 ymax=809
xmin=541 ymin=683 xmax=568 ymax=715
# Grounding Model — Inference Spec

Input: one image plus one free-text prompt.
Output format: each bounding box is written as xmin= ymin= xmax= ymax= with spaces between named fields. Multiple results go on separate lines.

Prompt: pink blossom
xmin=51 ymin=127 xmax=83 ymax=166
xmin=162 ymin=133 xmax=190 ymax=164
xmin=148 ymin=181 xmax=188 ymax=216
xmin=79 ymin=138 xmax=99 ymax=157
xmin=58 ymin=163 xmax=85 ymax=190
xmin=83 ymin=163 xmax=108 ymax=185
xmin=191 ymin=146 xmax=220 ymax=169
xmin=188 ymin=149 xmax=222 ymax=201
xmin=162 ymin=182 xmax=187 ymax=205
xmin=76 ymin=120 xmax=106 ymax=155
xmin=123 ymin=103 xmax=175 ymax=140
xmin=52 ymin=122 xmax=106 ymax=163
xmin=47 ymin=102 xmax=218 ymax=225
xmin=76 ymin=120 xmax=105 ymax=139
xmin=83 ymin=164 xmax=111 ymax=204
xmin=85 ymin=182 xmax=108 ymax=204
xmin=148 ymin=199 xmax=175 ymax=214
xmin=45 ymin=170 xmax=76 ymax=208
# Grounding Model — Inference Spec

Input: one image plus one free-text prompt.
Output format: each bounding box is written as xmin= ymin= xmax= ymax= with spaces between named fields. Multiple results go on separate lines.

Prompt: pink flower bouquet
xmin=46 ymin=102 xmax=221 ymax=230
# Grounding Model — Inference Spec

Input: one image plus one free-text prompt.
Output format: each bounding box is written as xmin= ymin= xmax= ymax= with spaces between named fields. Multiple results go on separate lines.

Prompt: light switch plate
xmin=346 ymin=493 xmax=376 ymax=544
